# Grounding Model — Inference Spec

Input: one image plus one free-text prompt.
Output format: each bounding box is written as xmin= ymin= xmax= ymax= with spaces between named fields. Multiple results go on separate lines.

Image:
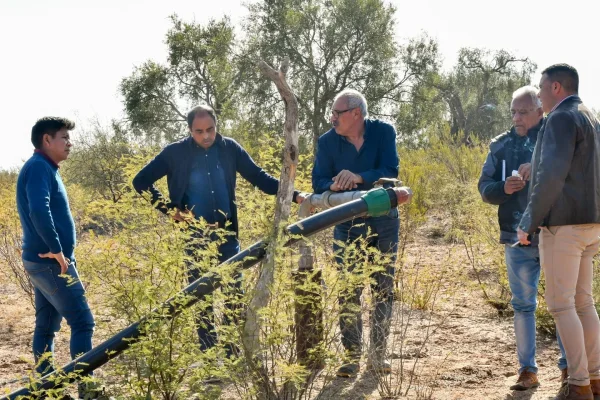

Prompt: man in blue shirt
xmin=16 ymin=117 xmax=98 ymax=396
xmin=312 ymin=89 xmax=400 ymax=377
xmin=133 ymin=105 xmax=306 ymax=355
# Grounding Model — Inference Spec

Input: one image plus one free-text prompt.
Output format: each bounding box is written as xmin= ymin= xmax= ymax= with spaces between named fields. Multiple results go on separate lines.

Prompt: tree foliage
xmin=120 ymin=15 xmax=238 ymax=142
xmin=120 ymin=1 xmax=440 ymax=153
xmin=397 ymin=48 xmax=536 ymax=142
xmin=441 ymin=48 xmax=536 ymax=138
xmin=62 ymin=122 xmax=134 ymax=203
xmin=241 ymin=0 xmax=439 ymax=151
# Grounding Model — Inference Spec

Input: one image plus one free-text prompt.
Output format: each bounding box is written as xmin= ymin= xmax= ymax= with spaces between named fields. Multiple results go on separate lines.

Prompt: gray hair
xmin=334 ymin=89 xmax=369 ymax=118
xmin=512 ymin=86 xmax=542 ymax=109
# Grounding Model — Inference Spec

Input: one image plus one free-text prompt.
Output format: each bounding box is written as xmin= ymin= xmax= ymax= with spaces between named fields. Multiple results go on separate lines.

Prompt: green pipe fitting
xmin=361 ymin=187 xmax=391 ymax=217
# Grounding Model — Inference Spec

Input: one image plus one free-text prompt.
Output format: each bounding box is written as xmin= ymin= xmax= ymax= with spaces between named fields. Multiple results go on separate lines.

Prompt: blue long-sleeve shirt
xmin=312 ymin=119 xmax=399 ymax=194
xmin=133 ymin=134 xmax=300 ymax=236
xmin=184 ymin=144 xmax=231 ymax=223
xmin=16 ymin=151 xmax=76 ymax=264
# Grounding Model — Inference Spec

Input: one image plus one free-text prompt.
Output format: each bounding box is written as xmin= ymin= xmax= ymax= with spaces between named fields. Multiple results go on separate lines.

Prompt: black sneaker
xmin=202 ymin=375 xmax=223 ymax=385
xmin=336 ymin=362 xmax=360 ymax=378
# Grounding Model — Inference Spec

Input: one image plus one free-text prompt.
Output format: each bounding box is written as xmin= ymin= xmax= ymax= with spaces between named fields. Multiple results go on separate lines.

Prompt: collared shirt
xmin=549 ymin=95 xmax=577 ymax=114
xmin=17 ymin=152 xmax=76 ymax=263
xmin=184 ymin=144 xmax=230 ymax=224
xmin=311 ymin=119 xmax=399 ymax=194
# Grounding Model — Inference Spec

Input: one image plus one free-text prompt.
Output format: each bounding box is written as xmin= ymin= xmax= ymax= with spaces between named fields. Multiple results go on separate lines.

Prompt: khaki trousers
xmin=540 ymin=224 xmax=600 ymax=386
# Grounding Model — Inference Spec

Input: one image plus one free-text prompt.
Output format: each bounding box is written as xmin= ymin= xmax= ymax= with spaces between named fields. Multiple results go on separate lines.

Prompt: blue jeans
xmin=505 ymin=245 xmax=567 ymax=373
xmin=23 ymin=260 xmax=95 ymax=376
xmin=333 ymin=209 xmax=400 ymax=357
xmin=186 ymin=230 xmax=241 ymax=354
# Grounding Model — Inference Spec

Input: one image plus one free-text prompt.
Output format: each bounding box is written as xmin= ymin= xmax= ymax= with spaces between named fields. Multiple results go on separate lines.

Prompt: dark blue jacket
xmin=133 ymin=134 xmax=298 ymax=235
xmin=312 ymin=119 xmax=399 ymax=194
xmin=16 ymin=152 xmax=77 ymax=263
xmin=478 ymin=121 xmax=541 ymax=244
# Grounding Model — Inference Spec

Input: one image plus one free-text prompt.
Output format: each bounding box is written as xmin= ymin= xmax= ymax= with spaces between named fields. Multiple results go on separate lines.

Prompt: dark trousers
xmin=333 ymin=209 xmax=399 ymax=358
xmin=185 ymin=229 xmax=241 ymax=355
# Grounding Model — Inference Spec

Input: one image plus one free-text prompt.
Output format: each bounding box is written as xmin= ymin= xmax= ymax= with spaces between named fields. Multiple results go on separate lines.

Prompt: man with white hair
xmin=478 ymin=86 xmax=566 ymax=391
xmin=312 ymin=89 xmax=400 ymax=377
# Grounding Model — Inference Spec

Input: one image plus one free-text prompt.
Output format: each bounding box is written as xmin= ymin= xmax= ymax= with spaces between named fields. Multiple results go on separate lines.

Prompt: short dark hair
xmin=187 ymin=105 xmax=217 ymax=128
xmin=542 ymin=63 xmax=579 ymax=94
xmin=31 ymin=117 xmax=75 ymax=149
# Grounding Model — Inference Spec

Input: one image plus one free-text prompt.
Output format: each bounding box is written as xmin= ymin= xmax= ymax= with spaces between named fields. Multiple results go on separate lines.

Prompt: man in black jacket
xmin=133 ymin=105 xmax=306 ymax=354
xmin=518 ymin=64 xmax=600 ymax=399
xmin=479 ymin=86 xmax=565 ymax=391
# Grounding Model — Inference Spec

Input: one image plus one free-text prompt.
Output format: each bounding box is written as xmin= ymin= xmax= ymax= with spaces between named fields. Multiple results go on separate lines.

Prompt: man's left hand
xmin=333 ymin=170 xmax=362 ymax=191
xmin=396 ymin=187 xmax=413 ymax=205
xmin=517 ymin=228 xmax=530 ymax=245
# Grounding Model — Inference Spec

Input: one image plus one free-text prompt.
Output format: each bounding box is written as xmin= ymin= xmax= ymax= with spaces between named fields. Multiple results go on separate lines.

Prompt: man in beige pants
xmin=518 ymin=64 xmax=600 ymax=400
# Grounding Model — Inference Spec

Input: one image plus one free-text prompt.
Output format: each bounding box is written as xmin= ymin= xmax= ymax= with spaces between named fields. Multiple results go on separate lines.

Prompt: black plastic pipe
xmin=3 ymin=188 xmax=400 ymax=399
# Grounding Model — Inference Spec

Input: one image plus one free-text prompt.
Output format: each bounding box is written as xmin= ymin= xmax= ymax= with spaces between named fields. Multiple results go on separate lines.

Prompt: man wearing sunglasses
xmin=312 ymin=89 xmax=399 ymax=377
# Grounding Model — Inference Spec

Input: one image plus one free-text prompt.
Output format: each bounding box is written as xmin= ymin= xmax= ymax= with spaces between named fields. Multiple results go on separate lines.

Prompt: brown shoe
xmin=562 ymin=369 xmax=569 ymax=384
xmin=590 ymin=379 xmax=600 ymax=398
xmin=554 ymin=383 xmax=593 ymax=400
xmin=366 ymin=359 xmax=392 ymax=375
xmin=510 ymin=370 xmax=540 ymax=391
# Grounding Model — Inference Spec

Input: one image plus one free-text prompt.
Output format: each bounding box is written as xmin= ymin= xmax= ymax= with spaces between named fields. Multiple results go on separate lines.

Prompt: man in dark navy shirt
xmin=17 ymin=117 xmax=101 ymax=398
xmin=312 ymin=89 xmax=399 ymax=377
xmin=133 ymin=105 xmax=306 ymax=355
xmin=184 ymin=143 xmax=231 ymax=229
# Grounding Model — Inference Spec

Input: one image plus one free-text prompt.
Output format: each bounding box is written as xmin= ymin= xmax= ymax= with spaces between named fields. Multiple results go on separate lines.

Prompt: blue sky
xmin=1 ymin=0 xmax=598 ymax=169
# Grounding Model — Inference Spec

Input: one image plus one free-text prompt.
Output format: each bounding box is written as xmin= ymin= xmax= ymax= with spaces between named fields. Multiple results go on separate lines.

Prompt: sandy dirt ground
xmin=0 ymin=236 xmax=567 ymax=399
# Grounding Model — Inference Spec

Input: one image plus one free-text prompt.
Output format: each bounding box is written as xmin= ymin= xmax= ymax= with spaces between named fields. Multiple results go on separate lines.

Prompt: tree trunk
xmin=446 ymin=92 xmax=466 ymax=136
xmin=295 ymin=203 xmax=324 ymax=369
xmin=243 ymin=56 xmax=299 ymax=360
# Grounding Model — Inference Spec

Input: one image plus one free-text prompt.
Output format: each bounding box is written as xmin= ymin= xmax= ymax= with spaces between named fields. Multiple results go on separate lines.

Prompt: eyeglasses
xmin=510 ymin=109 xmax=535 ymax=117
xmin=331 ymin=108 xmax=355 ymax=118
